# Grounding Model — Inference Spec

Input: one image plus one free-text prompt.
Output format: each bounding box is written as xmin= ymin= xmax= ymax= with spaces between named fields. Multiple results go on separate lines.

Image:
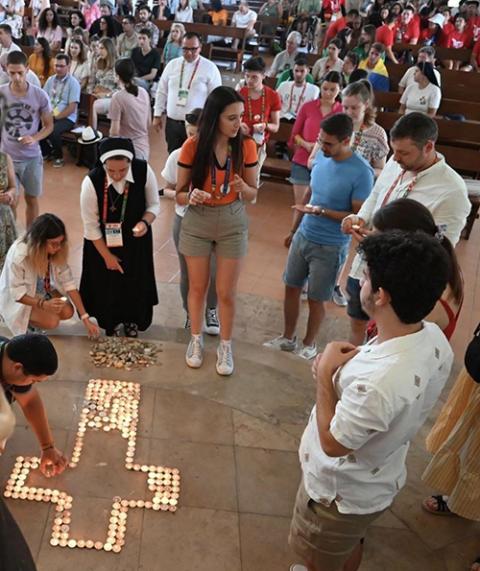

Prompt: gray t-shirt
xmin=0 ymin=82 xmax=51 ymax=160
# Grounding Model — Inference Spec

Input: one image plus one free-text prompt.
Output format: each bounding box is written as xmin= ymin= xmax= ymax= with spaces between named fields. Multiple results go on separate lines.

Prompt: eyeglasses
xmin=55 ymin=64 xmax=67 ymax=68
xmin=182 ymin=46 xmax=200 ymax=52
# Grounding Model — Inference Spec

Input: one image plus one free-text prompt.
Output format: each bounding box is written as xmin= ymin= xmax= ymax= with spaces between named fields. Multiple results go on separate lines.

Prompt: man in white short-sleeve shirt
xmin=289 ymin=231 xmax=453 ymax=571
xmin=342 ymin=112 xmax=470 ymax=345
xmin=231 ymin=0 xmax=257 ymax=49
xmin=153 ymin=32 xmax=221 ymax=153
xmin=276 ymin=58 xmax=319 ymax=121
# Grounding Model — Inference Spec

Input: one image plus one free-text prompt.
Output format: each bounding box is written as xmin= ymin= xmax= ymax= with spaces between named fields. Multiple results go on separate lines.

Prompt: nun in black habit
xmin=79 ymin=137 xmax=159 ymax=337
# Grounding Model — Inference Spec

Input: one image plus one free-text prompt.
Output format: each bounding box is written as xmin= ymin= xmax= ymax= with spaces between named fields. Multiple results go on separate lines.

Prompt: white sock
xmin=192 ymin=333 xmax=202 ymax=341
xmin=220 ymin=339 xmax=231 ymax=347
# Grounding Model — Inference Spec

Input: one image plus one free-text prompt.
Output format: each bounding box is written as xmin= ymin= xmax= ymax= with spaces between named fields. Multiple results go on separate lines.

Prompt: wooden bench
xmin=374 ymin=91 xmax=480 ymax=122
xmin=385 ymin=62 xmax=480 ymax=102
xmin=154 ymin=19 xmax=249 ymax=71
xmin=262 ymin=121 xmax=293 ymax=182
xmin=392 ymin=42 xmax=472 ymax=64
xmin=376 ymin=111 xmax=480 ymax=149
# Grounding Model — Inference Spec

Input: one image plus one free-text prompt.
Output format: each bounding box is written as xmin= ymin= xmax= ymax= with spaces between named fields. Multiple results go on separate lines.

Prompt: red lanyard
xmin=102 ymin=177 xmax=130 ymax=224
xmin=211 ymin=145 xmax=232 ymax=199
xmin=287 ymin=82 xmax=307 ymax=115
xmin=43 ymin=261 xmax=51 ymax=294
xmin=179 ymin=58 xmax=200 ymax=90
xmin=381 ymin=170 xmax=417 ymax=207
xmin=351 ymin=125 xmax=365 ymax=151
xmin=247 ymin=87 xmax=266 ymax=123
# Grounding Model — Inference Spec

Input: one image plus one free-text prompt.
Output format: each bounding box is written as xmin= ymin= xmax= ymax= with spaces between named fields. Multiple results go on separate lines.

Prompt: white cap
xmin=429 ymin=13 xmax=445 ymax=27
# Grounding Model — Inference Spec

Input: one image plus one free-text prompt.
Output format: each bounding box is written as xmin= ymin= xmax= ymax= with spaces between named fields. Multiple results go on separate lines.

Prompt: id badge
xmin=105 ymin=223 xmax=123 ymax=248
xmin=177 ymin=89 xmax=189 ymax=107
xmin=53 ymin=107 xmax=60 ymax=117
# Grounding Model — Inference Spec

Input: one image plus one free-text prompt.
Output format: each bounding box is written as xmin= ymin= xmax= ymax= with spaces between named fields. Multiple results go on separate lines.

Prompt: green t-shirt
xmin=297 ymin=0 xmax=321 ymax=15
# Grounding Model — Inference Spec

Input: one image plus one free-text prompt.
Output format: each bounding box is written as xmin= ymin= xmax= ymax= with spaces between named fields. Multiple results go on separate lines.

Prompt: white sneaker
xmin=332 ymin=284 xmax=348 ymax=307
xmin=216 ymin=342 xmax=234 ymax=376
xmin=263 ymin=335 xmax=297 ymax=352
xmin=204 ymin=308 xmax=220 ymax=336
xmin=290 ymin=565 xmax=308 ymax=571
xmin=294 ymin=342 xmax=317 ymax=360
xmin=185 ymin=335 xmax=204 ymax=368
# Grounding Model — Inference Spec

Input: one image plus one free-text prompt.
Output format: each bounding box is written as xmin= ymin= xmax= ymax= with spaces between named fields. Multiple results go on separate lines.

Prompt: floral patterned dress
xmin=0 ymin=152 xmax=16 ymax=272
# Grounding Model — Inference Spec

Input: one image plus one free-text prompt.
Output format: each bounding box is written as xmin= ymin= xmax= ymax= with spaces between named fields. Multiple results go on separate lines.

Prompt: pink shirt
xmin=37 ymin=25 xmax=63 ymax=46
xmin=290 ymin=99 xmax=343 ymax=166
xmin=82 ymin=2 xmax=101 ymax=29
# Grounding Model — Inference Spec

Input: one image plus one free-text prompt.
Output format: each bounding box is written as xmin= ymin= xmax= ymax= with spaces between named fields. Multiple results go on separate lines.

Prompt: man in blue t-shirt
xmin=264 ymin=113 xmax=374 ymax=360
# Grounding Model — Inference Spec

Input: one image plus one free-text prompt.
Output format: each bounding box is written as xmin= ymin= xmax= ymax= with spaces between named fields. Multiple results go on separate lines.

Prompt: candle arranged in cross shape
xmin=3 ymin=379 xmax=180 ymax=553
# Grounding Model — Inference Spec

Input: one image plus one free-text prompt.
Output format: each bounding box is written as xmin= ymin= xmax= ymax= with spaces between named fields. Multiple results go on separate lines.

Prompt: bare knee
xmin=40 ymin=313 xmax=60 ymax=330
xmin=59 ymin=303 xmax=74 ymax=320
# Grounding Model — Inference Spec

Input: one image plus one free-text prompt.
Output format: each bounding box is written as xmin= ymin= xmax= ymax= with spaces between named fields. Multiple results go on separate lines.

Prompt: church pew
xmin=392 ymin=42 xmax=472 ymax=63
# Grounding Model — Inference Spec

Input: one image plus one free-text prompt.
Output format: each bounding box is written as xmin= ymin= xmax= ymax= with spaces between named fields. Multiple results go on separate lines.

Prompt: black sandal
xmin=123 ymin=323 xmax=138 ymax=338
xmin=105 ymin=324 xmax=122 ymax=337
xmin=421 ymin=494 xmax=454 ymax=516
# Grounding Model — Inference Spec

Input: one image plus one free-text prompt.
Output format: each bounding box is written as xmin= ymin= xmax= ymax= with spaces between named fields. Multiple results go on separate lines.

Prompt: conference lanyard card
xmin=105 ymin=223 xmax=123 ymax=248
xmin=177 ymin=89 xmax=189 ymax=107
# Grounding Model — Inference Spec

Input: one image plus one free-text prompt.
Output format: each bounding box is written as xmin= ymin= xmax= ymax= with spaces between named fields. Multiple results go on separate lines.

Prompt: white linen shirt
xmin=80 ymin=164 xmax=160 ymax=241
xmin=349 ymin=154 xmax=470 ymax=280
xmin=0 ymin=239 xmax=77 ymax=336
xmin=300 ymin=322 xmax=453 ymax=515
xmin=154 ymin=56 xmax=222 ymax=121
xmin=161 ymin=147 xmax=186 ymax=217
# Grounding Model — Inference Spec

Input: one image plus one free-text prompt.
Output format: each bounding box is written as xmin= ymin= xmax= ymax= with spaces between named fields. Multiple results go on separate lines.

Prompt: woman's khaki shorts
xmin=289 ymin=479 xmax=385 ymax=571
xmin=179 ymin=201 xmax=249 ymax=259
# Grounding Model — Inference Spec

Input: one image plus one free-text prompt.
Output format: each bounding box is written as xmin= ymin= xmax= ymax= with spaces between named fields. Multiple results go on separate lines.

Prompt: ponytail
xmin=114 ymin=58 xmax=139 ymax=98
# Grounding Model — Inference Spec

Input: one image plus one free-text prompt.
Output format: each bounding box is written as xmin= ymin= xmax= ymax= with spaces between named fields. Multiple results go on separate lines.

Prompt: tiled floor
xmin=2 ymin=118 xmax=480 ymax=570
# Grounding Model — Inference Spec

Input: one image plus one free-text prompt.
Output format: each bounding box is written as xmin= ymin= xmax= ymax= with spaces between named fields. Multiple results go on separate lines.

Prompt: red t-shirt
xmin=394 ymin=18 xmax=420 ymax=43
xmin=322 ymin=0 xmax=344 ymax=18
xmin=325 ymin=15 xmax=346 ymax=44
xmin=375 ymin=24 xmax=394 ymax=47
xmin=239 ymin=85 xmax=281 ymax=142
xmin=473 ymin=38 xmax=480 ymax=66
xmin=466 ymin=15 xmax=480 ymax=43
xmin=446 ymin=28 xmax=473 ymax=49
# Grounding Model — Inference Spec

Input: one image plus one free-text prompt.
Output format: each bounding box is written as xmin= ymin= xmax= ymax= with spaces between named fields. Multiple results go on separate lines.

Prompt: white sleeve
xmin=429 ymin=86 xmax=442 ymax=109
xmin=154 ymin=61 xmax=171 ymax=117
xmin=398 ymin=68 xmax=410 ymax=89
xmin=399 ymin=84 xmax=409 ymax=105
xmin=9 ymin=255 xmax=30 ymax=302
xmin=161 ymin=150 xmax=179 ymax=185
xmin=145 ymin=164 xmax=160 ymax=217
xmin=80 ymin=177 xmax=103 ymax=241
xmin=207 ymin=61 xmax=222 ymax=92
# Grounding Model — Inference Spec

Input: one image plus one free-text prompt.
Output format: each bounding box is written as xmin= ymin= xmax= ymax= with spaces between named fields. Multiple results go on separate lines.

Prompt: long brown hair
xmin=22 ymin=213 xmax=69 ymax=275
xmin=97 ymin=37 xmax=115 ymax=71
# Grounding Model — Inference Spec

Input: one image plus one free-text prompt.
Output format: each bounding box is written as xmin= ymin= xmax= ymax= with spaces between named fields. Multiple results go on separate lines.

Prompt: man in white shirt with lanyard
xmin=153 ymin=32 xmax=222 ymax=153
xmin=289 ymin=230 xmax=453 ymax=571
xmin=341 ymin=112 xmax=470 ymax=345
xmin=276 ymin=57 xmax=319 ymax=122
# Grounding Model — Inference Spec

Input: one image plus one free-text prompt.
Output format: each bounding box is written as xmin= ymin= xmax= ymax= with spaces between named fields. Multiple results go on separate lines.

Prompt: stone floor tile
xmin=439 ymin=535 xmax=480 ymax=571
xmin=139 ymin=506 xmax=241 ymax=571
xmin=362 ymin=527 xmax=447 ymax=571
xmin=57 ymin=430 xmax=151 ymax=501
xmin=136 ymin=386 xmax=155 ymax=438
xmin=390 ymin=481 xmax=480 ymax=551
xmin=13 ymin=381 xmax=87 ymax=430
xmin=239 ymin=513 xmax=297 ymax=571
xmin=151 ymin=389 xmax=234 ymax=445
xmin=36 ymin=497 xmax=143 ymax=571
xmin=233 ymin=410 xmax=299 ymax=451
xmin=236 ymin=447 xmax=300 ymax=517
xmin=148 ymin=438 xmax=237 ymax=512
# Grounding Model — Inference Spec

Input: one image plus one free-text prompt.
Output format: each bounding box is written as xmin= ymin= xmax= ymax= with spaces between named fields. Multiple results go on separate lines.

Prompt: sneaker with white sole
xmin=332 ymin=284 xmax=348 ymax=307
xmin=294 ymin=342 xmax=317 ymax=360
xmin=263 ymin=335 xmax=297 ymax=352
xmin=216 ymin=342 xmax=234 ymax=376
xmin=290 ymin=565 xmax=308 ymax=571
xmin=186 ymin=335 xmax=204 ymax=368
xmin=204 ymin=307 xmax=220 ymax=335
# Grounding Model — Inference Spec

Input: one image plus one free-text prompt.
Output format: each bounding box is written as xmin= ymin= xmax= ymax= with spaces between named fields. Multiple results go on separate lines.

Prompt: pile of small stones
xmin=89 ymin=338 xmax=161 ymax=370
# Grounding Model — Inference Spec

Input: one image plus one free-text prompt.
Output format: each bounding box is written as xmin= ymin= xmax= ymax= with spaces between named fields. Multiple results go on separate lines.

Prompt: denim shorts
xmin=289 ymin=161 xmax=311 ymax=185
xmin=346 ymin=276 xmax=369 ymax=321
xmin=283 ymin=231 xmax=345 ymax=302
xmin=179 ymin=201 xmax=248 ymax=259
xmin=13 ymin=156 xmax=43 ymax=197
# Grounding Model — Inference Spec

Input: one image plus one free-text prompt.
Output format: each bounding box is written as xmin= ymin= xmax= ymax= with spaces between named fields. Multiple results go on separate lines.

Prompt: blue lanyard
xmin=211 ymin=146 xmax=232 ymax=198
